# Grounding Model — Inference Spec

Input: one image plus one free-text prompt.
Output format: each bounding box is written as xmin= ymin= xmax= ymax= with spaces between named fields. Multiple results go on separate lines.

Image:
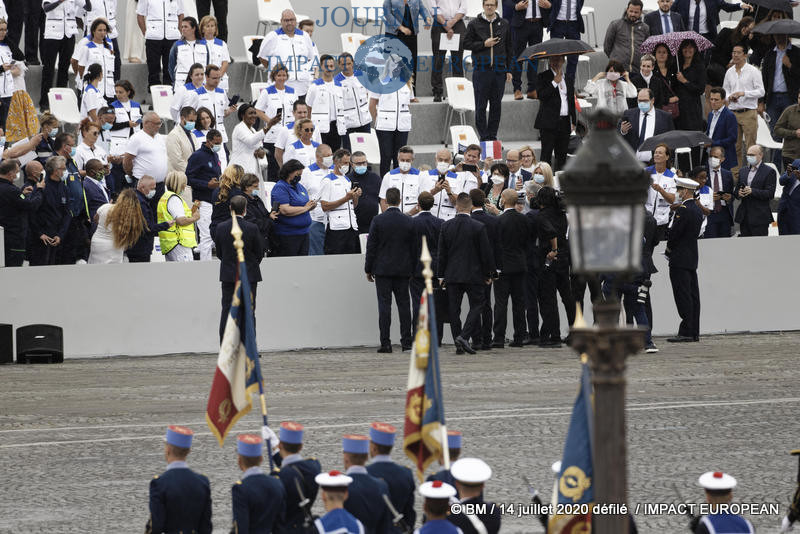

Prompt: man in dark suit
xmin=410 ymin=192 xmax=444 ymax=328
xmin=231 ymin=435 xmax=286 ymax=534
xmin=620 ymin=88 xmax=675 ymax=162
xmin=644 ymin=0 xmax=685 ymax=35
xmin=706 ymin=87 xmax=739 ymax=171
xmin=666 ymin=178 xmax=705 ymax=343
xmin=734 ymin=145 xmax=778 ymax=236
xmin=438 ymin=192 xmax=496 ymax=355
xmin=214 ymin=195 xmax=264 ymax=342
xmin=535 ymin=55 xmax=576 ymax=171
xmin=492 ymin=189 xmax=531 ymax=348
xmin=365 ymin=187 xmax=417 ymax=353
xmin=504 ymin=0 xmax=550 ymax=100
xmin=704 ymin=146 xmax=736 ymax=238
xmin=761 ymin=34 xmax=800 ymax=164
xmin=671 ymin=0 xmax=743 ymax=41
xmin=630 ymin=55 xmax=666 ymax=109
xmin=547 ymin=0 xmax=584 ymax=81
xmin=504 ymin=149 xmax=532 ymax=190
xmin=127 ymin=176 xmax=172 ymax=262
xmin=83 ymin=159 xmax=111 ymax=233
xmin=778 ymin=159 xmax=800 ymax=234
xmin=469 ymin=189 xmax=502 ymax=351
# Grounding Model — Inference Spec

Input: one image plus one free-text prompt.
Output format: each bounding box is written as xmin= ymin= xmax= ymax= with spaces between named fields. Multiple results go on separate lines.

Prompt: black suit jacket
xmin=630 ymin=72 xmax=666 ymax=108
xmin=535 ymin=69 xmax=576 ymax=130
xmin=412 ymin=211 xmax=443 ymax=278
xmin=619 ymin=107 xmax=675 ymax=153
xmin=364 ymin=207 xmax=416 ymax=277
xmin=497 ymin=209 xmax=531 ymax=274
xmin=761 ymin=46 xmax=800 ymax=101
xmin=437 ymin=213 xmax=495 ymax=284
xmin=471 ymin=209 xmax=503 ymax=272
xmin=505 ymin=169 xmax=532 ymax=190
xmin=707 ymin=166 xmax=735 ymax=220
xmin=214 ymin=216 xmax=264 ymax=283
xmin=644 ymin=10 xmax=685 ymax=35
xmin=735 ymin=164 xmax=778 ymax=225
xmin=503 ymin=0 xmax=550 ymax=28
xmin=671 ymin=0 xmax=742 ymax=40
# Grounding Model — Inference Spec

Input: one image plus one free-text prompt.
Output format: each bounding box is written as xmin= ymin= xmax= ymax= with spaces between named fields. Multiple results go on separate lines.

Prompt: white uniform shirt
xmin=170 ymin=82 xmax=203 ymax=122
xmin=723 ymin=63 xmax=765 ymax=111
xmin=204 ymin=38 xmax=231 ymax=91
xmin=256 ymin=28 xmax=319 ymax=95
xmin=300 ymin=162 xmax=331 ymax=224
xmin=136 ymin=0 xmax=184 ymax=41
xmin=111 ymin=100 xmax=143 ymax=142
xmin=126 ymin=130 xmax=168 ymax=182
xmin=172 ymin=39 xmax=209 ymax=92
xmin=645 ymin=168 xmax=677 ymax=226
xmin=81 ymin=0 xmax=118 ymax=38
xmin=0 ymin=43 xmax=14 ymax=98
xmin=74 ymin=141 xmax=109 ymax=170
xmin=255 ymin=85 xmax=297 ymax=144
xmin=419 ymin=170 xmax=460 ymax=220
xmin=370 ymin=85 xmax=413 ymax=132
xmin=335 ymin=72 xmax=371 ymax=129
xmin=43 ymin=0 xmax=80 ymax=40
xmin=78 ymin=41 xmax=116 ymax=98
xmin=379 ymin=168 xmax=421 ymax=213
xmin=275 ymin=121 xmax=322 ymax=151
xmin=188 ymin=86 xmax=229 ymax=142
xmin=305 ymin=78 xmax=346 ymax=135
xmin=319 ymin=173 xmax=358 ymax=231
xmin=284 ymin=139 xmax=320 ymax=168
xmin=80 ymin=83 xmax=105 ymax=119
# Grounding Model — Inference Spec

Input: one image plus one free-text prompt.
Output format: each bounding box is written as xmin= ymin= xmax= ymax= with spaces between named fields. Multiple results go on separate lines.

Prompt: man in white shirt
xmin=419 ymin=148 xmax=460 ymax=221
xmin=335 ymin=53 xmax=372 ymax=151
xmin=723 ymin=43 xmax=765 ymax=174
xmin=257 ymin=10 xmax=319 ymax=96
xmin=137 ymin=0 xmax=185 ymax=88
xmin=188 ymin=65 xmax=237 ymax=144
xmin=123 ymin=111 xmax=169 ymax=210
xmin=379 ymin=146 xmax=421 ymax=214
xmin=300 ymin=143 xmax=333 ymax=255
xmin=431 ymin=0 xmax=467 ymax=101
xmin=305 ymin=54 xmax=346 ymax=152
xmin=319 ymin=148 xmax=361 ymax=254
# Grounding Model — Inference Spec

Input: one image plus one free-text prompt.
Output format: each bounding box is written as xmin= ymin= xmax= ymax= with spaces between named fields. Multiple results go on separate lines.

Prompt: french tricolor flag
xmin=480 ymin=140 xmax=503 ymax=160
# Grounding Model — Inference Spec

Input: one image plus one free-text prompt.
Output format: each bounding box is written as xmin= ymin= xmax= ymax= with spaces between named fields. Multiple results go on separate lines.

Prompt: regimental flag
xmin=206 ymin=263 xmax=263 ymax=446
xmin=548 ymin=357 xmax=594 ymax=533
xmin=480 ymin=140 xmax=503 ymax=160
xmin=403 ymin=290 xmax=446 ymax=481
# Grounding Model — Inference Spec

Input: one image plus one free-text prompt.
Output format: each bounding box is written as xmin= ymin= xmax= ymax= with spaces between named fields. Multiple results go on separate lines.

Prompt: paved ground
xmin=0 ymin=332 xmax=798 ymax=533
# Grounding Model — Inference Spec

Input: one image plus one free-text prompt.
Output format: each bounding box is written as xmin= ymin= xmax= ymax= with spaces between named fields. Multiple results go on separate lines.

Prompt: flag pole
xmin=420 ymin=237 xmax=450 ymax=470
xmin=231 ymin=211 xmax=274 ymax=472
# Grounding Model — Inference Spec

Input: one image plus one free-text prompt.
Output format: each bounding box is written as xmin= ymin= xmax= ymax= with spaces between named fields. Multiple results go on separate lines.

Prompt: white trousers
xmin=197 ymin=201 xmax=213 ymax=260
xmin=165 ymin=245 xmax=194 ymax=262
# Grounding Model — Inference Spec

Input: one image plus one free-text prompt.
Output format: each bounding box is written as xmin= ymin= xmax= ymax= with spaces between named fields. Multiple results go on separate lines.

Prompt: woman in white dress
xmin=283 ymin=119 xmax=319 ymax=168
xmin=89 ymin=189 xmax=146 ymax=264
xmin=230 ymin=104 xmax=280 ymax=175
xmin=199 ymin=15 xmax=231 ymax=93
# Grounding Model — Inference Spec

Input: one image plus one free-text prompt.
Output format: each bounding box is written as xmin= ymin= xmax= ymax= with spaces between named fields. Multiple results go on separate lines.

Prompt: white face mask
xmin=146 ymin=189 xmax=156 ymax=199
xmin=490 ymin=175 xmax=504 ymax=185
xmin=436 ymin=161 xmax=450 ymax=174
xmin=709 ymin=157 xmax=721 ymax=169
xmin=606 ymin=71 xmax=621 ymax=82
xmin=534 ymin=173 xmax=545 ymax=184
xmin=322 ymin=156 xmax=334 ymax=168
xmin=398 ymin=161 xmax=412 ymax=172
xmin=339 ymin=165 xmax=350 ymax=175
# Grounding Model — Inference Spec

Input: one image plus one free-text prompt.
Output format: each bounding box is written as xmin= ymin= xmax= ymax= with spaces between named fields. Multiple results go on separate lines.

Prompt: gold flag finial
xmin=421 ymin=236 xmax=433 ymax=295
xmin=230 ymin=210 xmax=245 ymax=263
xmin=572 ymin=303 xmax=587 ymax=328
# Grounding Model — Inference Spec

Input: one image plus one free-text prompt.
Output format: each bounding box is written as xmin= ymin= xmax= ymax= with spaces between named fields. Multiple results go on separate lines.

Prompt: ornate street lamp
xmin=560 ymin=109 xmax=652 ymax=534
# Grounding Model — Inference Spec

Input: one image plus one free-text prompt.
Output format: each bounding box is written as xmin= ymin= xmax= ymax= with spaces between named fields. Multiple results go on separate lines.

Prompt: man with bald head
xmin=492 ymin=188 xmax=532 ymax=348
xmin=126 ymin=176 xmax=172 ymax=262
xmin=124 ymin=111 xmax=169 ymax=211
xmin=504 ymin=149 xmax=532 ymax=192
xmin=419 ymin=148 xmax=460 ymax=220
xmin=257 ymin=9 xmax=319 ymax=96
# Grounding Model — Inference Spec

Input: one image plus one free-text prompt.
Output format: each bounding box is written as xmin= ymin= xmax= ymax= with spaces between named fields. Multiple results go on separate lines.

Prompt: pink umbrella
xmin=640 ymin=30 xmax=714 ymax=57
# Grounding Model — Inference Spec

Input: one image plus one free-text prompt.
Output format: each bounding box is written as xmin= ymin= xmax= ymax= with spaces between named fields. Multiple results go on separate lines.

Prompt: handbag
xmin=660 ymin=77 xmax=680 ymax=118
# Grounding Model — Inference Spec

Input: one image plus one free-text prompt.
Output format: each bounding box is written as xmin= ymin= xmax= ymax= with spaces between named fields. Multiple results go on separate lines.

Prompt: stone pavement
xmin=0 ymin=332 xmax=798 ymax=533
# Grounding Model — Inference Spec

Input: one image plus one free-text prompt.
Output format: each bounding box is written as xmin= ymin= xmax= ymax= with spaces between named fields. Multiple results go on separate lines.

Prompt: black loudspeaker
xmin=16 ymin=324 xmax=64 ymax=364
xmin=0 ymin=324 xmax=12 ymax=364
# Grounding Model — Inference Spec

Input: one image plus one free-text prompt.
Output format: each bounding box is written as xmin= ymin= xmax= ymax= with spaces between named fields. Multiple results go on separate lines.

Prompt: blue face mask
xmin=252 ymin=189 xmax=260 ymax=197
xmin=48 ymin=129 xmax=58 ymax=138
xmin=354 ymin=165 xmax=368 ymax=175
xmin=101 ymin=122 xmax=112 ymax=131
xmin=638 ymin=101 xmax=651 ymax=113
xmin=70 ymin=147 xmax=77 ymax=157
xmin=212 ymin=144 xmax=222 ymax=153
xmin=183 ymin=121 xmax=195 ymax=131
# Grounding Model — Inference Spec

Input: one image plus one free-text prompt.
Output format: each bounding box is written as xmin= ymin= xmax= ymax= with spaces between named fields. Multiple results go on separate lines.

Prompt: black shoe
xmin=692 ymin=336 xmax=700 ymax=342
xmin=480 ymin=343 xmax=492 ymax=351
xmin=456 ymin=347 xmax=465 ymax=355
xmin=509 ymin=340 xmax=524 ymax=348
xmin=433 ymin=95 xmax=443 ymax=102
xmin=401 ymin=345 xmax=412 ymax=351
xmin=666 ymin=335 xmax=693 ymax=343
xmin=377 ymin=345 xmax=393 ymax=353
xmin=563 ymin=334 xmax=573 ymax=346
xmin=454 ymin=336 xmax=476 ymax=354
xmin=491 ymin=341 xmax=504 ymax=349
xmin=27 ymin=58 xmax=41 ymax=66
xmin=523 ymin=336 xmax=539 ymax=346
xmin=539 ymin=338 xmax=562 ymax=348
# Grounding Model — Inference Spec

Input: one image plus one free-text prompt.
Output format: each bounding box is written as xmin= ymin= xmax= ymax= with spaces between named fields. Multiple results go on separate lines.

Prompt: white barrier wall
xmin=1 ymin=235 xmax=799 ymax=358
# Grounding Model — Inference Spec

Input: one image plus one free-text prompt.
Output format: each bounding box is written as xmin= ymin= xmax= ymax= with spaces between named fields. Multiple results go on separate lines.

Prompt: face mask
xmin=354 ymin=165 xmax=368 ymax=175
xmin=183 ymin=121 xmax=195 ymax=131
xmin=322 ymin=156 xmax=334 ymax=168
xmin=491 ymin=175 xmax=504 ymax=185
xmin=48 ymin=129 xmax=58 ymax=139
xmin=252 ymin=189 xmax=260 ymax=197
xmin=125 ymin=175 xmax=133 ymax=184
xmin=746 ymin=155 xmax=757 ymax=166
xmin=146 ymin=189 xmax=156 ymax=199
xmin=69 ymin=147 xmax=77 ymax=157
xmin=638 ymin=102 xmax=650 ymax=113
xmin=0 ymin=136 xmax=5 ymax=146
xmin=101 ymin=122 xmax=112 ymax=131
xmin=290 ymin=176 xmax=301 ymax=186
xmin=436 ymin=162 xmax=450 ymax=174
xmin=606 ymin=71 xmax=621 ymax=82
xmin=534 ymin=173 xmax=545 ymax=184
xmin=339 ymin=165 xmax=350 ymax=175
xmin=398 ymin=161 xmax=412 ymax=172
xmin=212 ymin=144 xmax=222 ymax=153
xmin=709 ymin=157 xmax=721 ymax=169
xmin=95 ymin=172 xmax=105 ymax=181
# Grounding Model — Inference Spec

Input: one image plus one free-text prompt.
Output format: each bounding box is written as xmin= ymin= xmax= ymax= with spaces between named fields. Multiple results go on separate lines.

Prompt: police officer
xmin=692 ymin=471 xmax=754 ymax=533
xmin=0 ymin=159 xmax=43 ymax=266
xmin=231 ymin=434 xmax=286 ymax=534
xmin=341 ymin=434 xmax=392 ymax=534
xmin=426 ymin=431 xmax=462 ymax=494
xmin=146 ymin=426 xmax=212 ymax=534
xmin=168 ymin=17 xmax=209 ymax=93
xmin=335 ymin=53 xmax=371 ymax=151
xmin=780 ymin=449 xmax=800 ymax=533
xmin=275 ymin=421 xmax=322 ymax=534
xmin=379 ymin=146 xmax=422 ymax=214
xmin=305 ymin=55 xmax=346 ymax=152
xmin=446 ymin=458 xmax=501 ymax=534
xmin=319 ymin=148 xmax=361 ymax=255
xmin=416 ymin=481 xmax=461 ymax=534
xmin=666 ymin=177 xmax=704 ymax=343
xmin=366 ymin=422 xmax=416 ymax=534
xmin=314 ymin=471 xmax=364 ymax=534
xmin=137 ymin=0 xmax=185 ymax=88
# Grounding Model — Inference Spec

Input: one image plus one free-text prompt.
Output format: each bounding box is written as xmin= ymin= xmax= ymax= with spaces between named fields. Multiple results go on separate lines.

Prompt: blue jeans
xmin=308 ymin=221 xmax=326 ymax=256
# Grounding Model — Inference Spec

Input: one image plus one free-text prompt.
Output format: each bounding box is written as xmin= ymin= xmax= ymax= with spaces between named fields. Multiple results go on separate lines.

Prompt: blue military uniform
xmin=445 ymin=458 xmax=500 ymax=534
xmin=232 ymin=466 xmax=287 ymax=533
xmin=425 ymin=431 xmax=462 ymax=498
xmin=693 ymin=471 xmax=753 ymax=534
xmin=148 ymin=462 xmax=212 ymax=533
xmin=277 ymin=454 xmax=322 ymax=533
xmin=314 ymin=508 xmax=364 ymax=534
xmin=0 ymin=177 xmax=42 ymax=266
xmin=342 ymin=435 xmax=392 ymax=534
xmin=416 ymin=519 xmax=463 ymax=534
xmin=366 ymin=422 xmax=416 ymax=533
xmin=417 ymin=480 xmax=462 ymax=534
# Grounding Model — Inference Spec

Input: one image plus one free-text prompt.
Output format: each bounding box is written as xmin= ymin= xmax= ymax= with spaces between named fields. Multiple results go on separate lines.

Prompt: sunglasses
xmin=302 ymin=128 xmax=314 ymax=132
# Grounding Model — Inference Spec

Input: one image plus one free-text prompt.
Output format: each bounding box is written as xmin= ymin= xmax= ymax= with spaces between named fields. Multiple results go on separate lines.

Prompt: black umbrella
xmin=519 ymin=38 xmax=594 ymax=60
xmin=638 ymin=130 xmax=713 ymax=152
xmin=746 ymin=0 xmax=793 ymax=12
xmin=752 ymin=18 xmax=800 ymax=37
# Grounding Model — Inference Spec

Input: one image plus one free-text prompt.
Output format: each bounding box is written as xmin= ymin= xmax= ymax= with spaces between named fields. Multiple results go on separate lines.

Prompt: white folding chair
xmin=255 ymin=0 xmax=309 ymax=34
xmin=340 ymin=33 xmax=368 ymax=56
xmin=581 ymin=6 xmax=598 ymax=48
xmin=150 ymin=85 xmax=174 ymax=132
xmin=675 ymin=146 xmax=692 ymax=169
xmin=756 ymin=114 xmax=783 ymax=164
xmin=449 ymin=125 xmax=480 ymax=154
xmin=350 ymin=0 xmax=383 ymax=33
xmin=718 ymin=20 xmax=738 ymax=30
xmin=763 ymin=162 xmax=784 ymax=200
xmin=243 ymin=35 xmax=268 ymax=84
xmin=183 ymin=0 xmax=198 ymax=21
xmin=442 ymin=77 xmax=474 ymax=144
xmin=349 ymin=130 xmax=381 ymax=164
xmin=250 ymin=82 xmax=270 ymax=102
xmin=48 ymin=88 xmax=81 ymax=125
xmin=465 ymin=0 xmax=483 ymax=19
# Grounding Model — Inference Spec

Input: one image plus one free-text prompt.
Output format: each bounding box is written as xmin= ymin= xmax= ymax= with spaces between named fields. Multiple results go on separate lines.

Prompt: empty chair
xmin=441 ymin=77 xmax=475 ymax=144
xmin=255 ymin=0 xmax=309 ymax=34
xmin=581 ymin=6 xmax=598 ymax=48
xmin=150 ymin=85 xmax=174 ymax=131
xmin=349 ymin=0 xmax=384 ymax=33
xmin=243 ymin=35 xmax=268 ymax=84
xmin=47 ymin=89 xmax=81 ymax=125
xmin=449 ymin=124 xmax=480 ymax=152
xmin=348 ymin=129 xmax=381 ymax=164
xmin=341 ymin=33 xmax=368 ymax=57
xmin=756 ymin=114 xmax=783 ymax=164
xmin=251 ymin=82 xmax=270 ymax=102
